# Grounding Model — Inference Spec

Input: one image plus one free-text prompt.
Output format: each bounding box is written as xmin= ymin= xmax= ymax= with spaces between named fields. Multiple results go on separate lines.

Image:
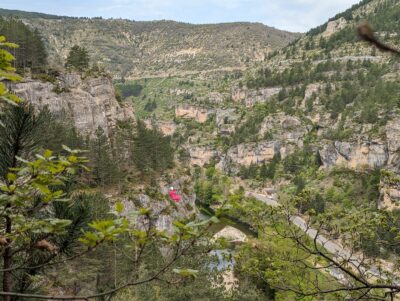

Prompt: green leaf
xmin=139 ymin=208 xmax=150 ymax=215
xmin=62 ymin=145 xmax=72 ymax=153
xmin=6 ymin=173 xmax=16 ymax=182
xmin=172 ymin=268 xmax=199 ymax=278
xmin=115 ymin=202 xmax=124 ymax=214
xmin=173 ymin=221 xmax=186 ymax=228
xmin=210 ymin=216 xmax=220 ymax=224
xmin=43 ymin=149 xmax=53 ymax=158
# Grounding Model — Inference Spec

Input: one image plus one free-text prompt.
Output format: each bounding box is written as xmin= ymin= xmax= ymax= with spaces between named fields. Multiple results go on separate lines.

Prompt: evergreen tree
xmin=133 ymin=120 xmax=174 ymax=174
xmin=0 ymin=17 xmax=47 ymax=70
xmin=89 ymin=127 xmax=118 ymax=186
xmin=66 ymin=45 xmax=90 ymax=71
xmin=0 ymin=104 xmax=50 ymax=178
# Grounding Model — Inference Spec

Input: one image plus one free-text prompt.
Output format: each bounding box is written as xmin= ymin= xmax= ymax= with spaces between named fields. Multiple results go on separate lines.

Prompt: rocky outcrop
xmin=385 ymin=117 xmax=400 ymax=167
xmin=224 ymin=141 xmax=280 ymax=167
xmin=215 ymin=108 xmax=240 ymax=135
xmin=301 ymin=83 xmax=323 ymax=108
xmin=144 ymin=119 xmax=177 ymax=136
xmin=316 ymin=117 xmax=400 ymax=208
xmin=187 ymin=146 xmax=220 ymax=167
xmin=379 ymin=170 xmax=400 ymax=211
xmin=260 ymin=114 xmax=309 ymax=148
xmin=213 ymin=226 xmax=247 ymax=244
xmin=323 ymin=17 xmax=347 ymax=38
xmin=376 ymin=119 xmax=400 ymax=210
xmin=119 ymin=191 xmax=196 ymax=234
xmin=169 ymin=88 xmax=193 ymax=97
xmin=320 ymin=141 xmax=388 ymax=169
xmin=175 ymin=105 xmax=212 ymax=123
xmin=208 ymin=92 xmax=228 ymax=103
xmin=11 ymin=73 xmax=134 ymax=137
xmin=231 ymin=86 xmax=281 ymax=107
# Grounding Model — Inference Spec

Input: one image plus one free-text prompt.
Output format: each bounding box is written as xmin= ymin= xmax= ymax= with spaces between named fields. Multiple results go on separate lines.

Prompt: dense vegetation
xmin=133 ymin=120 xmax=175 ymax=175
xmin=0 ymin=17 xmax=47 ymax=70
xmin=3 ymin=0 xmax=400 ymax=300
xmin=66 ymin=45 xmax=90 ymax=71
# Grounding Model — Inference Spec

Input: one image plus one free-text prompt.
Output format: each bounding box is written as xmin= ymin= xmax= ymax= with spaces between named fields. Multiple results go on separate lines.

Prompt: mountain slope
xmin=0 ymin=9 xmax=300 ymax=79
xmin=143 ymin=0 xmax=400 ymax=211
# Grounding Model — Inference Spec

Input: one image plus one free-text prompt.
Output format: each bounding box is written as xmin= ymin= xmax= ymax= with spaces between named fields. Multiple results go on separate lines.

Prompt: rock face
xmin=119 ymin=190 xmax=196 ymax=234
xmin=377 ymin=119 xmax=400 ymax=210
xmin=187 ymin=146 xmax=220 ymax=167
xmin=213 ymin=226 xmax=247 ymax=244
xmin=311 ymin=117 xmax=400 ymax=209
xmin=144 ymin=119 xmax=177 ymax=136
xmin=323 ymin=17 xmax=347 ymax=38
xmin=231 ymin=87 xmax=281 ymax=107
xmin=260 ymin=114 xmax=308 ymax=148
xmin=379 ymin=170 xmax=400 ymax=211
xmin=175 ymin=105 xmax=212 ymax=123
xmin=224 ymin=141 xmax=280 ymax=167
xmin=385 ymin=117 xmax=400 ymax=167
xmin=10 ymin=73 xmax=134 ymax=137
xmin=301 ymin=83 xmax=323 ymax=108
xmin=319 ymin=141 xmax=388 ymax=169
xmin=208 ymin=92 xmax=228 ymax=104
xmin=215 ymin=108 xmax=239 ymax=135
xmin=169 ymin=88 xmax=193 ymax=97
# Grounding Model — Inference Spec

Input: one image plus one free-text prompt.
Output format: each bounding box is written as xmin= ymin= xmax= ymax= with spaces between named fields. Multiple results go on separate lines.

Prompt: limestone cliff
xmin=10 ymin=73 xmax=134 ymax=137
xmin=322 ymin=17 xmax=347 ymax=38
xmin=319 ymin=141 xmax=388 ymax=170
xmin=259 ymin=114 xmax=309 ymax=148
xmin=187 ymin=146 xmax=220 ymax=167
xmin=144 ymin=119 xmax=177 ymax=136
xmin=219 ymin=141 xmax=281 ymax=173
xmin=231 ymin=86 xmax=282 ymax=107
xmin=175 ymin=105 xmax=213 ymax=123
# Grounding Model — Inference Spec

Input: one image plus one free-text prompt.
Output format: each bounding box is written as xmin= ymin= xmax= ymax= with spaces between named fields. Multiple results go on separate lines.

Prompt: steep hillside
xmin=2 ymin=1 xmax=400 ymax=299
xmin=0 ymin=9 xmax=300 ymax=79
xmin=127 ymin=0 xmax=400 ymax=212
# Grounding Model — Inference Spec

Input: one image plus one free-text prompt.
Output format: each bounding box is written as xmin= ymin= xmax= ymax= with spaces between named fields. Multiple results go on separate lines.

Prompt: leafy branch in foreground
xmin=236 ymin=193 xmax=400 ymax=300
xmin=0 ymin=35 xmax=21 ymax=107
xmin=0 ymin=146 xmax=218 ymax=300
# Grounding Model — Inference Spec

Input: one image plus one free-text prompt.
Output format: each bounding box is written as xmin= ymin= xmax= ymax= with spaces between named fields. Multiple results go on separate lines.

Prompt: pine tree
xmin=133 ymin=120 xmax=174 ymax=174
xmin=66 ymin=45 xmax=90 ymax=71
xmin=0 ymin=104 xmax=50 ymax=178
xmin=89 ymin=127 xmax=118 ymax=186
xmin=0 ymin=17 xmax=47 ymax=70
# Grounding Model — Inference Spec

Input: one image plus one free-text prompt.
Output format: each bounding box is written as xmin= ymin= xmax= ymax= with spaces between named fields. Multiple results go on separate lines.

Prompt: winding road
xmin=246 ymin=192 xmax=390 ymax=282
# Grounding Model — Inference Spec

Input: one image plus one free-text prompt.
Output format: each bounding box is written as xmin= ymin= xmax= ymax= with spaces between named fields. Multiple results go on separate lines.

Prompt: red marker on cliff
xmin=168 ymin=186 xmax=182 ymax=203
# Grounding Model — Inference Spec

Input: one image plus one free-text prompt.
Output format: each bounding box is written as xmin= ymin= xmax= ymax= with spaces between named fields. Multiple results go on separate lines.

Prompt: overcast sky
xmin=0 ymin=0 xmax=361 ymax=32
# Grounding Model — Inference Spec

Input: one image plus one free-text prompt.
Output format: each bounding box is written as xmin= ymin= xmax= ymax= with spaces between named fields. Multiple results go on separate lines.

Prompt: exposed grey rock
xmin=322 ymin=17 xmax=347 ymax=38
xmin=223 ymin=140 xmax=280 ymax=169
xmin=231 ymin=86 xmax=282 ymax=107
xmin=208 ymin=92 xmax=229 ymax=103
xmin=119 ymin=189 xmax=196 ymax=234
xmin=379 ymin=171 xmax=400 ymax=211
xmin=386 ymin=117 xmax=400 ymax=168
xmin=175 ymin=104 xmax=213 ymax=123
xmin=187 ymin=145 xmax=220 ymax=167
xmin=320 ymin=141 xmax=388 ymax=169
xmin=259 ymin=113 xmax=308 ymax=147
xmin=144 ymin=119 xmax=177 ymax=136
xmin=10 ymin=73 xmax=134 ymax=137
xmin=215 ymin=108 xmax=240 ymax=135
